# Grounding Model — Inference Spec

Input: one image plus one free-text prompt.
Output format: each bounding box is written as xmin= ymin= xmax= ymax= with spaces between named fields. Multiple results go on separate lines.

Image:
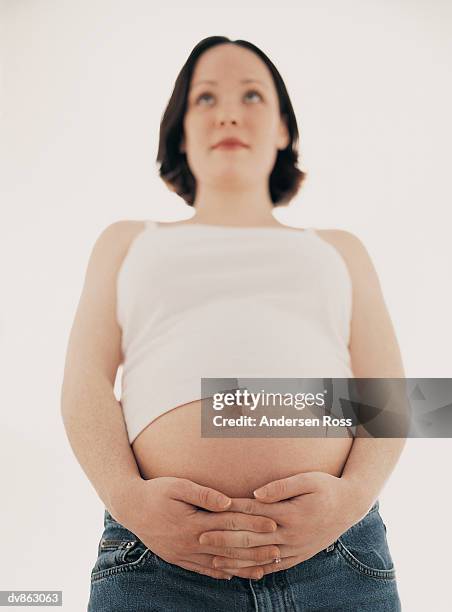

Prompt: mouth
xmin=212 ymin=138 xmax=249 ymax=149
xmin=214 ymin=142 xmax=248 ymax=150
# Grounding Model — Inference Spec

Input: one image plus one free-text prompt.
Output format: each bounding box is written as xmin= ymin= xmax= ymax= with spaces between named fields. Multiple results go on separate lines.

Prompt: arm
xmin=60 ymin=220 xmax=145 ymax=521
xmin=332 ymin=230 xmax=407 ymax=515
xmin=60 ymin=220 xmax=277 ymax=581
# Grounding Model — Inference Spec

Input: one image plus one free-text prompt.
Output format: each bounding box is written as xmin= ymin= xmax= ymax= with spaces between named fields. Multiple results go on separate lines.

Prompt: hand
xmin=199 ymin=472 xmax=365 ymax=578
xmin=115 ymin=476 xmax=278 ymax=580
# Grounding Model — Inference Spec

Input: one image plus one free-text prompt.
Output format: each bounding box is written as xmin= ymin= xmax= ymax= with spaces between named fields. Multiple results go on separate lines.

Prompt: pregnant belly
xmin=131 ymin=399 xmax=355 ymax=499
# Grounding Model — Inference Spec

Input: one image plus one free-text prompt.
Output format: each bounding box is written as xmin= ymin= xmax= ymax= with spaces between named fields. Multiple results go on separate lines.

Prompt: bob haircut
xmin=156 ymin=36 xmax=307 ymax=207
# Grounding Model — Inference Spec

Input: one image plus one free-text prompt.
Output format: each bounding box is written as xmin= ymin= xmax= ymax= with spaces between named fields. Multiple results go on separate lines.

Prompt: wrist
xmin=340 ymin=475 xmax=378 ymax=525
xmin=109 ymin=475 xmax=145 ymax=524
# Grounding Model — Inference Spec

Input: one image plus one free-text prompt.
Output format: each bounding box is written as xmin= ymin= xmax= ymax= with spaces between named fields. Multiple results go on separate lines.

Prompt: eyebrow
xmin=191 ymin=78 xmax=268 ymax=90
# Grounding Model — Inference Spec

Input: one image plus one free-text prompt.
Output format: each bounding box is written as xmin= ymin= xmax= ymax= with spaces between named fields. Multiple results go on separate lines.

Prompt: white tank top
xmin=117 ymin=221 xmax=353 ymax=444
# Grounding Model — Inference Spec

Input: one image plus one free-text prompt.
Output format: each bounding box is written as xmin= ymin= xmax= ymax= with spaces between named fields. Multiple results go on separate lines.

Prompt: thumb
xmin=253 ymin=472 xmax=318 ymax=502
xmin=174 ymin=479 xmax=232 ymax=511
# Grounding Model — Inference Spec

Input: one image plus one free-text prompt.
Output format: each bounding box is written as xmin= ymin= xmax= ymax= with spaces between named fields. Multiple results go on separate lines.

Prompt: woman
xmin=61 ymin=36 xmax=405 ymax=611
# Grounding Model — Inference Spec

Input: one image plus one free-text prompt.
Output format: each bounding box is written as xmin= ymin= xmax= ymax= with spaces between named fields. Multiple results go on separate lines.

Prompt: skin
xmin=127 ymin=222 xmax=408 ymax=580
xmin=176 ymin=43 xmax=407 ymax=578
xmin=197 ymin=225 xmax=408 ymax=578
xmin=62 ymin=42 xmax=407 ymax=583
xmin=179 ymin=42 xmax=290 ymax=226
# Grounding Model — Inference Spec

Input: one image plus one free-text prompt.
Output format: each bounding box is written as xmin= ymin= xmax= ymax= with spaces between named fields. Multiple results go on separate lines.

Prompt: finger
xmin=194 ymin=509 xmax=277 ymax=533
xmin=222 ymin=565 xmax=265 ymax=580
xmin=199 ymin=530 xmax=280 ymax=549
xmin=259 ymin=554 xmax=302 ymax=575
xmin=210 ymin=544 xmax=281 ymax=564
xmin=176 ymin=559 xmax=233 ymax=580
xmin=170 ymin=479 xmax=232 ymax=512
xmin=253 ymin=473 xmax=320 ymax=502
xmin=185 ymin=551 xmax=268 ymax=569
xmin=212 ymin=551 xmax=281 ymax=569
xmin=187 ymin=552 xmax=229 ymax=566
xmin=186 ymin=547 xmax=279 ymax=569
xmin=227 ymin=497 xmax=287 ymax=521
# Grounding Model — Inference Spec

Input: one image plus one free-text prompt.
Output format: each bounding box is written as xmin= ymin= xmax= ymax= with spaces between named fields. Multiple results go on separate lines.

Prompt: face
xmin=181 ymin=44 xmax=290 ymax=191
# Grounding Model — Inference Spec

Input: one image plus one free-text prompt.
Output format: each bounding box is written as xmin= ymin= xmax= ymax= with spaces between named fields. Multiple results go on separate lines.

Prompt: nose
xmin=216 ymin=102 xmax=240 ymax=127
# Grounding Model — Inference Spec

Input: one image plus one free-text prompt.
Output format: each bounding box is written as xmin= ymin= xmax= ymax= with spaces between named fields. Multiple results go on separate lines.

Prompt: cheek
xmin=249 ymin=112 xmax=279 ymax=141
xmin=252 ymin=128 xmax=280 ymax=159
xmin=184 ymin=114 xmax=208 ymax=142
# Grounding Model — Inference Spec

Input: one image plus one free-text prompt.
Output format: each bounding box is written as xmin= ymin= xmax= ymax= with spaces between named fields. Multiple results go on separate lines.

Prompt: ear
xmin=277 ymin=114 xmax=290 ymax=151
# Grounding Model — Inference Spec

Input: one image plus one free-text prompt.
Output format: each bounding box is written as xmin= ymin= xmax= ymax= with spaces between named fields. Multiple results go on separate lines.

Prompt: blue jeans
xmin=88 ymin=499 xmax=401 ymax=611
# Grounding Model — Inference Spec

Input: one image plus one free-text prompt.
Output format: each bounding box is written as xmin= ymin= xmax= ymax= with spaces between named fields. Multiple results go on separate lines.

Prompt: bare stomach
xmin=131 ymin=399 xmax=355 ymax=499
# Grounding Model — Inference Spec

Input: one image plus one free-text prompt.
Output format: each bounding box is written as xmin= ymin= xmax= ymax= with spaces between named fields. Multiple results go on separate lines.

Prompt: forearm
xmin=340 ymin=375 xmax=409 ymax=514
xmin=340 ymin=435 xmax=407 ymax=514
xmin=60 ymin=375 xmax=143 ymax=519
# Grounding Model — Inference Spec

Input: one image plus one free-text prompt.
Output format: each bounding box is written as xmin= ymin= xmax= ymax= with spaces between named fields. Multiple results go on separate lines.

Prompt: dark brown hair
xmin=156 ymin=36 xmax=307 ymax=207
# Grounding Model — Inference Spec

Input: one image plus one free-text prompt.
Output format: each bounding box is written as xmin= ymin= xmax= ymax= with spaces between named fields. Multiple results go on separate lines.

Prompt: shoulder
xmin=313 ymin=229 xmax=381 ymax=289
xmin=84 ymin=220 xmax=148 ymax=279
xmin=90 ymin=219 xmax=147 ymax=258
xmin=313 ymin=228 xmax=366 ymax=253
xmin=94 ymin=219 xmax=147 ymax=248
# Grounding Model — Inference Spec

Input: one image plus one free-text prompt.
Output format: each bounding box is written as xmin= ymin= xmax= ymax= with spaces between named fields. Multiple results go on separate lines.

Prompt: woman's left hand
xmin=198 ymin=472 xmax=367 ymax=578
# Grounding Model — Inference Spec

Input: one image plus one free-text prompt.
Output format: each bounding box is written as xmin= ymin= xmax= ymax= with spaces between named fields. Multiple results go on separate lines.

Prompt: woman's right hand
xmin=114 ymin=476 xmax=279 ymax=580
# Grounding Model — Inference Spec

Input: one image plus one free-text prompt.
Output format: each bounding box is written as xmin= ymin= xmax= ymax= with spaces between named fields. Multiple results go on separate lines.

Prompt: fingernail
xmin=218 ymin=496 xmax=232 ymax=508
xmin=253 ymin=488 xmax=266 ymax=498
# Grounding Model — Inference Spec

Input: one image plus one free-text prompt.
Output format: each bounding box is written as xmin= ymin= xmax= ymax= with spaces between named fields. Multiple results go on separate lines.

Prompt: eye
xmin=195 ymin=92 xmax=214 ymax=105
xmin=194 ymin=89 xmax=263 ymax=105
xmin=244 ymin=90 xmax=263 ymax=102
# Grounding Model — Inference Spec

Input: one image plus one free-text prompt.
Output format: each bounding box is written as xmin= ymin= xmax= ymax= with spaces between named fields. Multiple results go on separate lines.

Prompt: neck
xmin=190 ymin=182 xmax=281 ymax=227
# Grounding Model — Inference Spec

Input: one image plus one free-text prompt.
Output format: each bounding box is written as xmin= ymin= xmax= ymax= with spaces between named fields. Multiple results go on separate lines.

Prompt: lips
xmin=213 ymin=138 xmax=248 ymax=148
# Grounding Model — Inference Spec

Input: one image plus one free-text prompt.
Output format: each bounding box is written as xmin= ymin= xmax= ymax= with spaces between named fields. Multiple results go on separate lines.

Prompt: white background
xmin=1 ymin=1 xmax=451 ymax=610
